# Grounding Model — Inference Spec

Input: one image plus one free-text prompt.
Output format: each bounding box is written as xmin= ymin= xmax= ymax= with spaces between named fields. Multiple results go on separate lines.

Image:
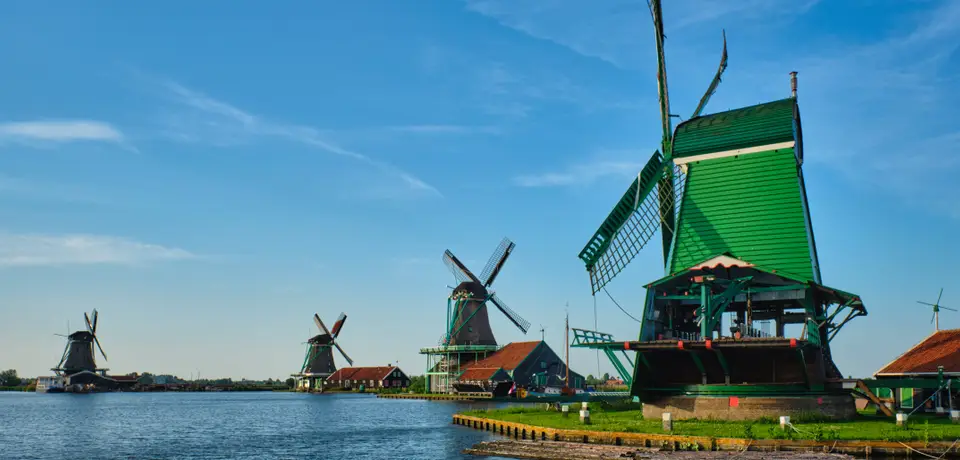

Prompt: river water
xmin=0 ymin=392 xmax=511 ymax=459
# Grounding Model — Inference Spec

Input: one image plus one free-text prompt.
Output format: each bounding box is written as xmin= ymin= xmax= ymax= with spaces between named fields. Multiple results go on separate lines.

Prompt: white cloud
xmin=0 ymin=233 xmax=196 ymax=267
xmin=0 ymin=120 xmax=123 ymax=142
xmin=158 ymin=79 xmax=441 ymax=197
xmin=514 ymin=159 xmax=642 ymax=187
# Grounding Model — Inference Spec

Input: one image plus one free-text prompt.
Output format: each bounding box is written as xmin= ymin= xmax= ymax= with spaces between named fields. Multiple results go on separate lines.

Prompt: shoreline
xmin=452 ymin=413 xmax=960 ymax=458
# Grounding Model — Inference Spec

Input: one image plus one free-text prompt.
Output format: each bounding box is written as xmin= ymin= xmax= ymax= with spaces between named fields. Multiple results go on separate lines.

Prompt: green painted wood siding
xmin=673 ymin=98 xmax=796 ymax=158
xmin=668 ymin=148 xmax=815 ymax=281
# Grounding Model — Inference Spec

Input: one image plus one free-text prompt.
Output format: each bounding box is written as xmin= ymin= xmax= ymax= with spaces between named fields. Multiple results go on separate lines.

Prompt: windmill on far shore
xmin=292 ymin=312 xmax=352 ymax=392
xmin=918 ymin=288 xmax=955 ymax=331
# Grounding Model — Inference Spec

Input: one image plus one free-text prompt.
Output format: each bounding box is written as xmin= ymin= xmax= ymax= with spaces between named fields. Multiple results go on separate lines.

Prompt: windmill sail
xmin=578 ymin=152 xmax=685 ymax=293
xmin=443 ymin=250 xmax=477 ymax=284
xmin=479 ymin=238 xmax=515 ymax=287
xmin=330 ymin=313 xmax=347 ymax=338
xmin=444 ymin=238 xmax=529 ymax=347
xmin=690 ymin=31 xmax=728 ymax=119
xmin=489 ymin=293 xmax=530 ymax=334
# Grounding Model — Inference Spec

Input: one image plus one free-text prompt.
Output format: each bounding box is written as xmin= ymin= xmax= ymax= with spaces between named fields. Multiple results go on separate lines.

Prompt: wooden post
xmin=662 ymin=412 xmax=673 ymax=431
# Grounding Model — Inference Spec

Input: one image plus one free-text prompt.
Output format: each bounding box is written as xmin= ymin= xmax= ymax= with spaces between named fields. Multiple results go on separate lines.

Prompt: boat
xmin=35 ymin=376 xmax=65 ymax=393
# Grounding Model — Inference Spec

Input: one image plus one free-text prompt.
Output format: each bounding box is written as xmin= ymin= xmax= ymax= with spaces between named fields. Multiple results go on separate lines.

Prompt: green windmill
xmin=918 ymin=288 xmax=954 ymax=331
xmin=571 ymin=0 xmax=868 ymax=420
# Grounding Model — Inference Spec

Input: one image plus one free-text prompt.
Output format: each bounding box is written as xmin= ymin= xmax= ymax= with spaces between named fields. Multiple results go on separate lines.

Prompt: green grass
xmin=462 ymin=402 xmax=960 ymax=442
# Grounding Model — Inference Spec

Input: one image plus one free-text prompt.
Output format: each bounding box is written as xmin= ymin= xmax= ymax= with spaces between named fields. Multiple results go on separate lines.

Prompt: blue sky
xmin=1 ymin=0 xmax=958 ymax=381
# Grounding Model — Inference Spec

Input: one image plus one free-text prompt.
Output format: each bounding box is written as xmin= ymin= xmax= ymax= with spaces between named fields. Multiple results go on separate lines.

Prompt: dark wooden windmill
xmin=442 ymin=237 xmax=531 ymax=346
xmin=294 ymin=312 xmax=351 ymax=392
xmin=53 ymin=309 xmax=108 ymax=378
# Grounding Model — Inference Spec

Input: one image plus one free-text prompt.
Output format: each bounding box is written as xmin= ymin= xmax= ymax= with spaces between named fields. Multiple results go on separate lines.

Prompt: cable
xmin=594 ymin=295 xmax=600 ymax=378
xmin=602 ymin=286 xmax=643 ymax=323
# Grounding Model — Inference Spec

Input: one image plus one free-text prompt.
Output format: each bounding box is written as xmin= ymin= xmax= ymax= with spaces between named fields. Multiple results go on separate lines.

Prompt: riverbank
xmin=460 ymin=405 xmax=960 ymax=441
xmin=453 ymin=413 xmax=960 ymax=458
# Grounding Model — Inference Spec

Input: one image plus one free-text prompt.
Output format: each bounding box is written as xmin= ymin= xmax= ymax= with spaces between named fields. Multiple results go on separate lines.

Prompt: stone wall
xmin=642 ymin=394 xmax=857 ymax=420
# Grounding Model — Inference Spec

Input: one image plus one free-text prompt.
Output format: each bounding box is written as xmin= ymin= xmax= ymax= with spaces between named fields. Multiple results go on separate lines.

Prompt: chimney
xmin=789 ymin=71 xmax=798 ymax=98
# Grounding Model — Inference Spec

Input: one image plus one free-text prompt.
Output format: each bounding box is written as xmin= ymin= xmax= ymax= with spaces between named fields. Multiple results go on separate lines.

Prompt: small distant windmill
xmin=293 ymin=312 xmax=353 ymax=392
xmin=302 ymin=313 xmax=353 ymax=373
xmin=442 ymin=237 xmax=531 ymax=346
xmin=53 ymin=309 xmax=109 ymax=377
xmin=918 ymin=288 xmax=955 ymax=331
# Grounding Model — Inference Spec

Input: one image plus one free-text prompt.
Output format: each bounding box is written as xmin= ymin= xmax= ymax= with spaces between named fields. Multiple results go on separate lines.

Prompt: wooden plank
xmin=856 ymin=380 xmax=894 ymax=417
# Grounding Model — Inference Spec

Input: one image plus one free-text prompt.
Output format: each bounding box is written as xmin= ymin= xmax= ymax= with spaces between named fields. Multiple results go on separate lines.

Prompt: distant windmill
xmin=442 ymin=237 xmax=531 ymax=346
xmin=293 ymin=312 xmax=352 ymax=392
xmin=918 ymin=288 xmax=955 ymax=331
xmin=53 ymin=309 xmax=109 ymax=377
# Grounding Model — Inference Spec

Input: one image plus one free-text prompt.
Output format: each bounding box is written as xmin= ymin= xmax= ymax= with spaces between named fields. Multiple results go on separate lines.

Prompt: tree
xmin=602 ymin=372 xmax=610 ymax=382
xmin=285 ymin=378 xmax=295 ymax=388
xmin=408 ymin=375 xmax=426 ymax=393
xmin=0 ymin=369 xmax=19 ymax=387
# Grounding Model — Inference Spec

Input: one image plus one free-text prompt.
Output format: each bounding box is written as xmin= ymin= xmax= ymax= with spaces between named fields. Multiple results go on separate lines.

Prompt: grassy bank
xmin=462 ymin=403 xmax=960 ymax=442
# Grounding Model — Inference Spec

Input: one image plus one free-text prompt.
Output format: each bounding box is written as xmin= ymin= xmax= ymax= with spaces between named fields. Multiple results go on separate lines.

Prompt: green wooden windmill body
xmin=573 ymin=0 xmax=867 ymax=402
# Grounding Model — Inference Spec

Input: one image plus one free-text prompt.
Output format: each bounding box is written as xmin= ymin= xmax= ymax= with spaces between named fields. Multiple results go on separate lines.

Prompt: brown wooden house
xmin=326 ymin=366 xmax=410 ymax=390
xmin=457 ymin=341 xmax=584 ymax=391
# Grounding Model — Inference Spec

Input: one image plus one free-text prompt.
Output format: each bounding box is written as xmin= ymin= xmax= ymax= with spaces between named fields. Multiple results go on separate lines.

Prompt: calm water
xmin=0 ymin=392 xmax=512 ymax=459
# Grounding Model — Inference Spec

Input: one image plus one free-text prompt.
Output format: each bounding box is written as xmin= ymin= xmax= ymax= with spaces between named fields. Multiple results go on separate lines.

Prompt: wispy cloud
xmin=0 ymin=233 xmax=196 ymax=267
xmin=420 ymin=45 xmax=639 ymax=119
xmin=0 ymin=120 xmax=123 ymax=143
xmin=469 ymin=0 xmax=959 ymax=218
xmin=0 ymin=175 xmax=106 ymax=205
xmin=514 ymin=158 xmax=642 ymax=187
xmin=463 ymin=0 xmax=817 ymax=69
xmin=157 ymin=79 xmax=441 ymax=197
xmin=383 ymin=125 xmax=501 ymax=135
xmin=793 ymin=1 xmax=960 ymax=218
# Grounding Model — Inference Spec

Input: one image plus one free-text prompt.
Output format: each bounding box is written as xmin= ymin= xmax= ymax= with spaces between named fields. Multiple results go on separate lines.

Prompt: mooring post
xmin=662 ymin=412 xmax=673 ymax=432
xmin=580 ymin=402 xmax=591 ymax=424
xmin=779 ymin=416 xmax=790 ymax=431
xmin=561 ymin=404 xmax=570 ymax=418
xmin=896 ymin=412 xmax=908 ymax=427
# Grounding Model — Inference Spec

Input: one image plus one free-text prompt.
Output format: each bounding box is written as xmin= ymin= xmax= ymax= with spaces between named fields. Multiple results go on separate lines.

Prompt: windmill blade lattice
xmin=443 ymin=250 xmax=477 ymax=284
xmin=479 ymin=238 xmax=515 ymax=287
xmin=332 ymin=341 xmax=354 ymax=366
xmin=578 ymin=154 xmax=686 ymax=294
xmin=489 ymin=292 xmax=531 ymax=334
xmin=314 ymin=314 xmax=331 ymax=336
xmin=690 ymin=31 xmax=728 ymax=119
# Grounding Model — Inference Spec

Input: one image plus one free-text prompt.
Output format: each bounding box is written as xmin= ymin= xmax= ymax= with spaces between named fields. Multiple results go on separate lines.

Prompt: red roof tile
xmin=460 ymin=341 xmax=541 ymax=374
xmin=877 ymin=329 xmax=960 ymax=375
xmin=458 ymin=367 xmax=503 ymax=381
xmin=327 ymin=366 xmax=398 ymax=381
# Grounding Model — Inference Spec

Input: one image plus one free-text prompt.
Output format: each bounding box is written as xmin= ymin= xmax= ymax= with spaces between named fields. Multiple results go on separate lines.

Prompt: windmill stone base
xmin=641 ymin=394 xmax=856 ymax=421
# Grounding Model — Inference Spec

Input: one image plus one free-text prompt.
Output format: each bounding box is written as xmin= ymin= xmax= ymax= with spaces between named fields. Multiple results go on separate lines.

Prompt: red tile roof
xmin=327 ymin=366 xmax=398 ymax=381
xmin=877 ymin=329 xmax=960 ymax=375
xmin=460 ymin=341 xmax=541 ymax=374
xmin=458 ymin=367 xmax=503 ymax=381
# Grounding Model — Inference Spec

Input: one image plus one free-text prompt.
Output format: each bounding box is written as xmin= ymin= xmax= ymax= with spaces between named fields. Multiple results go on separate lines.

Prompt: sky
xmin=1 ymin=0 xmax=958 ymax=381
